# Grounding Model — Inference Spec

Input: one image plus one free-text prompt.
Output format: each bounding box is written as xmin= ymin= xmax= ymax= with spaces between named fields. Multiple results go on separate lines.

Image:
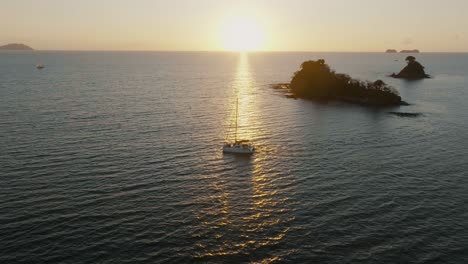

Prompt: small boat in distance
xmin=36 ymin=64 xmax=45 ymax=69
xmin=223 ymin=98 xmax=255 ymax=154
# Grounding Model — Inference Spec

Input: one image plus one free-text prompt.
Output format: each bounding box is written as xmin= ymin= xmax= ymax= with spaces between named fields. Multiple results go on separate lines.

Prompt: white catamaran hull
xmin=223 ymin=144 xmax=255 ymax=154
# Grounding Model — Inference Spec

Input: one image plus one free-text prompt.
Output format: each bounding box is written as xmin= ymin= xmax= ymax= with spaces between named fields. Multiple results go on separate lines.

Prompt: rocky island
xmin=277 ymin=59 xmax=404 ymax=106
xmin=0 ymin=43 xmax=34 ymax=51
xmin=390 ymin=56 xmax=430 ymax=80
xmin=400 ymin=49 xmax=419 ymax=53
xmin=386 ymin=49 xmax=398 ymax=53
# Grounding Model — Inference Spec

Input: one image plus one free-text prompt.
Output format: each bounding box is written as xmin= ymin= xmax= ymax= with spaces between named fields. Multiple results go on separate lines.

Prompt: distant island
xmin=400 ymin=49 xmax=419 ymax=53
xmin=390 ymin=56 xmax=430 ymax=80
xmin=385 ymin=49 xmax=420 ymax=53
xmin=0 ymin=43 xmax=34 ymax=51
xmin=275 ymin=59 xmax=405 ymax=106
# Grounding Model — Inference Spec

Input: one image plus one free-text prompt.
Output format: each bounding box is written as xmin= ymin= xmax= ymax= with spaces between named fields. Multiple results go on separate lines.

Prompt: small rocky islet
xmin=385 ymin=49 xmax=420 ymax=53
xmin=390 ymin=56 xmax=430 ymax=80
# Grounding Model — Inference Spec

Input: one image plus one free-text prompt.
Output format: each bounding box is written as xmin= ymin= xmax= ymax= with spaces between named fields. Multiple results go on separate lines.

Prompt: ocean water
xmin=1 ymin=51 xmax=467 ymax=263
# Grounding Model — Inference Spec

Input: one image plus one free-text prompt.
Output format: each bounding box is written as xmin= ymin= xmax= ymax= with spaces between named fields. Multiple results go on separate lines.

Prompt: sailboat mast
xmin=235 ymin=97 xmax=238 ymax=143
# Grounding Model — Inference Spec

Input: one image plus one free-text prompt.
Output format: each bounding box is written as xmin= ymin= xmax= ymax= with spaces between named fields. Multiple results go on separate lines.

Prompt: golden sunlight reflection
xmin=224 ymin=52 xmax=259 ymax=143
xmin=193 ymin=54 xmax=293 ymax=262
xmin=249 ymin=152 xmax=293 ymax=247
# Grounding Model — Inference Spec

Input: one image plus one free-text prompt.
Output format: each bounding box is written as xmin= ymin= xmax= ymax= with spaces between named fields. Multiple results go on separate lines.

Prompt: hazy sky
xmin=2 ymin=0 xmax=468 ymax=51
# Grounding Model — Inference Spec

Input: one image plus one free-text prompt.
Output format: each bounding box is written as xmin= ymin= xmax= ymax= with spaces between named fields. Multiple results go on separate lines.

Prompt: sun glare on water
xmin=222 ymin=17 xmax=265 ymax=52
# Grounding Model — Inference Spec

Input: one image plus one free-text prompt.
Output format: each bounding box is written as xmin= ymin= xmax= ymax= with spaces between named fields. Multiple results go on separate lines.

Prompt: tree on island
xmin=288 ymin=59 xmax=403 ymax=106
xmin=390 ymin=56 xmax=430 ymax=80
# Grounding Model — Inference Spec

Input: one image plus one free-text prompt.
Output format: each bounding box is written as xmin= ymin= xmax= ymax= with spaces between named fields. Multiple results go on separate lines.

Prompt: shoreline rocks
xmin=388 ymin=112 xmax=422 ymax=117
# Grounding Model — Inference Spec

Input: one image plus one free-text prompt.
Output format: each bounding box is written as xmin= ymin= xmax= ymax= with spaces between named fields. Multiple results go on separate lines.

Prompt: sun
xmin=221 ymin=17 xmax=264 ymax=51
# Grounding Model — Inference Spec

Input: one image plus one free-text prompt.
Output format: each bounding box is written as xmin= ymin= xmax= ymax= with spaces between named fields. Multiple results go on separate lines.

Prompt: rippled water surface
xmin=1 ymin=51 xmax=468 ymax=263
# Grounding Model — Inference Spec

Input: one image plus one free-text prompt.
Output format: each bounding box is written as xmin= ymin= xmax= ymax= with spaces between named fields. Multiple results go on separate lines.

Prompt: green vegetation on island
xmin=278 ymin=59 xmax=404 ymax=106
xmin=0 ymin=43 xmax=34 ymax=50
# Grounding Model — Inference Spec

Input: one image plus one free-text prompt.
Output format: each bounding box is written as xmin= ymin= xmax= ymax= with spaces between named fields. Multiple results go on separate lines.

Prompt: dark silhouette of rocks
xmin=0 ymin=43 xmax=34 ymax=50
xmin=400 ymin=49 xmax=419 ymax=53
xmin=390 ymin=56 xmax=430 ymax=80
xmin=386 ymin=49 xmax=398 ymax=53
xmin=388 ymin=112 xmax=422 ymax=117
xmin=280 ymin=59 xmax=404 ymax=106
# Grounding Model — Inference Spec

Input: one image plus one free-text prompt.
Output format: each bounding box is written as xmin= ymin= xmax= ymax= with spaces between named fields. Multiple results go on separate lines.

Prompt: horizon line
xmin=5 ymin=49 xmax=468 ymax=53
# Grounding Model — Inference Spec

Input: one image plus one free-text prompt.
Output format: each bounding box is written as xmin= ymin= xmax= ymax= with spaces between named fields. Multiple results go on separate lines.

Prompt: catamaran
xmin=223 ymin=98 xmax=255 ymax=154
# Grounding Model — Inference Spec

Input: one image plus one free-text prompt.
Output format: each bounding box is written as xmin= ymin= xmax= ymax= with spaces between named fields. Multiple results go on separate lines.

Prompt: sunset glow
xmin=221 ymin=17 xmax=265 ymax=51
xmin=1 ymin=1 xmax=468 ymax=51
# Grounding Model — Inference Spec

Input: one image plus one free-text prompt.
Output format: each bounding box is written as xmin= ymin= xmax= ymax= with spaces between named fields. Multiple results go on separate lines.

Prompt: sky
xmin=1 ymin=0 xmax=468 ymax=52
